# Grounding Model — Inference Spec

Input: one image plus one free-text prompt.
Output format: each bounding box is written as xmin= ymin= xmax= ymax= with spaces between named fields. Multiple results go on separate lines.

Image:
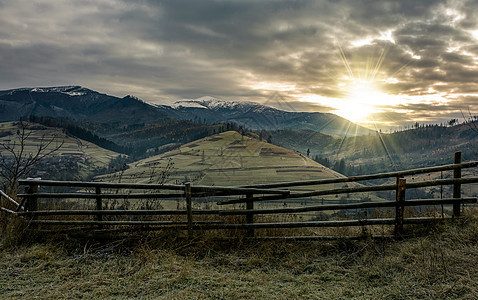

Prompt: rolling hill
xmin=98 ymin=131 xmax=382 ymax=206
xmin=0 ymin=121 xmax=121 ymax=181
xmin=100 ymin=131 xmax=341 ymax=186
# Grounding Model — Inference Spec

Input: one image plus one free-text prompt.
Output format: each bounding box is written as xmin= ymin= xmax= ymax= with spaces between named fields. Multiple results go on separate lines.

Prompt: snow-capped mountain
xmin=166 ymin=97 xmax=373 ymax=136
xmin=174 ymin=96 xmax=271 ymax=112
xmin=0 ymin=86 xmax=374 ymax=136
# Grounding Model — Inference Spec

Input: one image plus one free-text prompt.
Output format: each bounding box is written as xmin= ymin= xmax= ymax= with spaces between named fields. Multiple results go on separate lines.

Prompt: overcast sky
xmin=1 ymin=0 xmax=477 ymax=129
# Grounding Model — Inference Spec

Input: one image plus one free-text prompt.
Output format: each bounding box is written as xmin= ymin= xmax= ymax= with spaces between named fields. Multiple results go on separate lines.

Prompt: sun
xmin=334 ymin=80 xmax=385 ymax=123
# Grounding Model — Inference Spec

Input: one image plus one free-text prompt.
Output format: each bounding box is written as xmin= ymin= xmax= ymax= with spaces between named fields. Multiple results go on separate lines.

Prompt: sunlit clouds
xmin=1 ymin=0 xmax=478 ymax=130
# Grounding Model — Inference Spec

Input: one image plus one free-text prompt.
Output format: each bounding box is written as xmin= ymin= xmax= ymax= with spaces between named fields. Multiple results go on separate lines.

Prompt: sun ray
xmin=368 ymin=114 xmax=398 ymax=170
xmin=338 ymin=46 xmax=355 ymax=80
xmin=390 ymin=60 xmax=413 ymax=77
xmin=370 ymin=46 xmax=388 ymax=81
xmin=334 ymin=121 xmax=353 ymax=158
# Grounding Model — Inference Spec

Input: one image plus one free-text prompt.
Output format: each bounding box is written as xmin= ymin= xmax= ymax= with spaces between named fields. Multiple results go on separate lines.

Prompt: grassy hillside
xmin=101 ymin=131 xmax=346 ymax=186
xmin=0 ymin=121 xmax=121 ymax=181
xmin=97 ymin=131 xmax=383 ymax=213
xmin=28 ymin=115 xmax=238 ymax=159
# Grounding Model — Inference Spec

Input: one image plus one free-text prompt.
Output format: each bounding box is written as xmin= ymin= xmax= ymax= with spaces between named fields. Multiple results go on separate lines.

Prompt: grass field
xmin=101 ymin=131 xmax=344 ymax=186
xmin=2 ymin=126 xmax=478 ymax=298
xmin=1 ymin=211 xmax=478 ymax=299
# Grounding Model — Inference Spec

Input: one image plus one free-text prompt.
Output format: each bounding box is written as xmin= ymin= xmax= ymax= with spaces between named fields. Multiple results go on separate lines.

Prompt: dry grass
xmin=1 ymin=210 xmax=478 ymax=299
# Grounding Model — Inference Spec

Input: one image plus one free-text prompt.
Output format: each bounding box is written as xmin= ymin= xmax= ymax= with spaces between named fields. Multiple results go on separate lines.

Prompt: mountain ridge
xmin=169 ymin=96 xmax=374 ymax=136
xmin=0 ymin=86 xmax=374 ymax=137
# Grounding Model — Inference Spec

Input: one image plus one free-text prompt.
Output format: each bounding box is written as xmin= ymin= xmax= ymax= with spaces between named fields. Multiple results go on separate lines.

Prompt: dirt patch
xmin=229 ymin=140 xmax=243 ymax=146
xmin=260 ymin=148 xmax=290 ymax=156
xmin=206 ymin=137 xmax=222 ymax=142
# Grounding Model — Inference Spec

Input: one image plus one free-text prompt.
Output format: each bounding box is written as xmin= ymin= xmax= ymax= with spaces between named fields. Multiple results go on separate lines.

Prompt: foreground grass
xmin=1 ymin=218 xmax=478 ymax=299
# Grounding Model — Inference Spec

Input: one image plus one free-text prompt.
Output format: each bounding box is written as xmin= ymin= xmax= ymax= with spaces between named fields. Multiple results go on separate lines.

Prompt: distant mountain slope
xmin=0 ymin=86 xmax=373 ymax=137
xmin=268 ymin=122 xmax=478 ymax=175
xmin=0 ymin=86 xmax=173 ymax=125
xmin=168 ymin=97 xmax=374 ymax=137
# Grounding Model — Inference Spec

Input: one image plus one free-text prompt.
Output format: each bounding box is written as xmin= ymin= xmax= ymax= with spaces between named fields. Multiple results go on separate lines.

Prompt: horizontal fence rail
xmin=218 ymin=198 xmax=478 ymax=215
xmin=16 ymin=209 xmax=223 ymax=216
xmin=17 ymin=179 xmax=290 ymax=196
xmin=2 ymin=152 xmax=476 ymax=240
xmin=217 ymin=177 xmax=478 ymax=205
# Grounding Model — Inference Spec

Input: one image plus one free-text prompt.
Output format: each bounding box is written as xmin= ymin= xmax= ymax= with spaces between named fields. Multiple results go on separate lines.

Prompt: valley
xmin=1 ymin=86 xmax=477 ymax=200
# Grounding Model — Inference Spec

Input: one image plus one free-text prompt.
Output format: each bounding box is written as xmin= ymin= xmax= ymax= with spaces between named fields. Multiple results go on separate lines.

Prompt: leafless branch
xmin=0 ymin=121 xmax=64 ymax=193
xmin=461 ymin=108 xmax=478 ymax=134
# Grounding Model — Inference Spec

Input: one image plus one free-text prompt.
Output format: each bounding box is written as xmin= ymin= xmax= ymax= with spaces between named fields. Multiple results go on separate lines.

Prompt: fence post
xmin=185 ymin=182 xmax=193 ymax=240
xmin=25 ymin=184 xmax=39 ymax=213
xmin=453 ymin=151 xmax=462 ymax=218
xmin=394 ymin=177 xmax=406 ymax=239
xmin=246 ymin=193 xmax=254 ymax=237
xmin=95 ymin=187 xmax=103 ymax=227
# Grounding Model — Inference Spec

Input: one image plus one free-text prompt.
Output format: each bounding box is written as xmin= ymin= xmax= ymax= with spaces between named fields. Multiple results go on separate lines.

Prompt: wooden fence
xmin=2 ymin=151 xmax=478 ymax=239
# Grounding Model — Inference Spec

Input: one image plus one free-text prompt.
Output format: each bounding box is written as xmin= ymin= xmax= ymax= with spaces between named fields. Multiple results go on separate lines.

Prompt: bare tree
xmin=462 ymin=108 xmax=478 ymax=134
xmin=0 ymin=121 xmax=64 ymax=194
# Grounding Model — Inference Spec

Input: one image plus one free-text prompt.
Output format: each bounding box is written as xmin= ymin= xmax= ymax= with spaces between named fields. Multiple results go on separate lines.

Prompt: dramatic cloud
xmin=1 ymin=0 xmax=478 ymax=129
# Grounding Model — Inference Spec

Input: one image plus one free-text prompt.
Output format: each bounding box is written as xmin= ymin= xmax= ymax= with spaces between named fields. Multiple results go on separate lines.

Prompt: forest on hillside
xmin=268 ymin=121 xmax=478 ymax=176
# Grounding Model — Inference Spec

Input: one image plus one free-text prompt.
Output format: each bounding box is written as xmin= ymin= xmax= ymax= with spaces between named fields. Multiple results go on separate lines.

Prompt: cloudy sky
xmin=1 ymin=0 xmax=477 ymax=129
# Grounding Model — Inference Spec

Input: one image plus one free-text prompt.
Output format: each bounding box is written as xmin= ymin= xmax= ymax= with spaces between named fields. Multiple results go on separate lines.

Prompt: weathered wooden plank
xmin=17 ymin=179 xmax=290 ymax=195
xmin=95 ymin=187 xmax=102 ymax=225
xmin=16 ymin=193 xmax=186 ymax=199
xmin=394 ymin=178 xmax=406 ymax=238
xmin=0 ymin=189 xmax=24 ymax=211
xmin=218 ymin=197 xmax=477 ymax=215
xmin=28 ymin=220 xmax=224 ymax=226
xmin=196 ymin=217 xmax=451 ymax=230
xmin=245 ymin=193 xmax=254 ymax=237
xmin=18 ymin=179 xmax=185 ymax=190
xmin=1 ymin=207 xmax=18 ymax=215
xmin=453 ymin=152 xmax=462 ymax=217
xmin=25 ymin=184 xmax=39 ymax=213
xmin=17 ymin=209 xmax=223 ymax=216
xmin=185 ymin=182 xmax=193 ymax=240
xmin=218 ymin=184 xmax=398 ymax=205
xmin=218 ymin=235 xmax=396 ymax=241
